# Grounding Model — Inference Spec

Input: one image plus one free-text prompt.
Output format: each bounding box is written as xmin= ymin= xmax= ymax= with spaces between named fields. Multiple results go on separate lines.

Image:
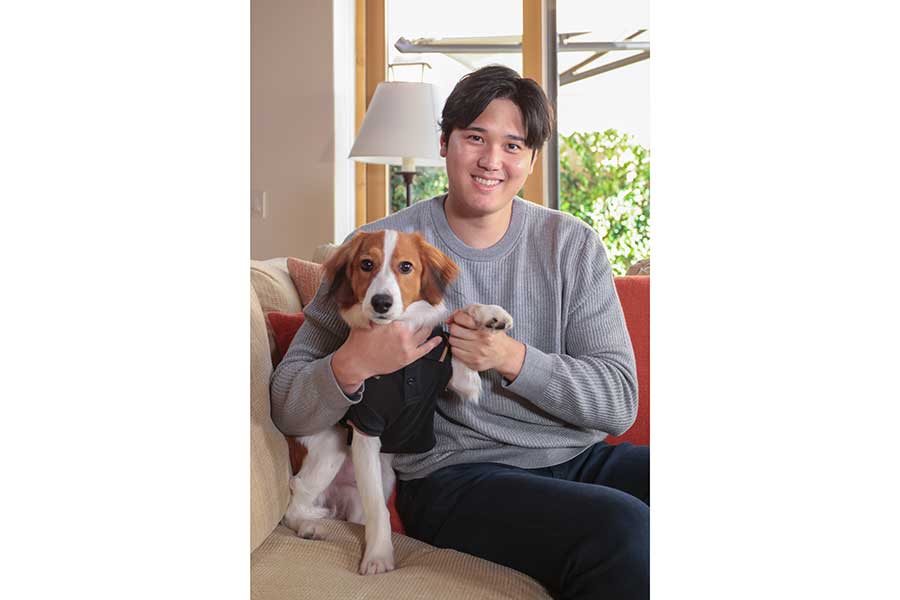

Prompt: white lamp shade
xmin=349 ymin=81 xmax=444 ymax=169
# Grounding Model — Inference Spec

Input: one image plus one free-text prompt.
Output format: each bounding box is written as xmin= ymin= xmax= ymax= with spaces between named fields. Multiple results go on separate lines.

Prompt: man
xmin=271 ymin=65 xmax=649 ymax=600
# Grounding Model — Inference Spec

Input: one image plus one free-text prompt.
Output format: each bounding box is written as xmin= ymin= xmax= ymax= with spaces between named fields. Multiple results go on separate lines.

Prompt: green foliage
xmin=559 ymin=129 xmax=650 ymax=275
xmin=389 ymin=166 xmax=449 ymax=213
xmin=387 ymin=129 xmax=650 ymax=276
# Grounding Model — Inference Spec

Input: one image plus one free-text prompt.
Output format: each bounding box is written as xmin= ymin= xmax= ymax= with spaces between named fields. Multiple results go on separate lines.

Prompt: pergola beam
xmin=560 ymin=29 xmax=647 ymax=81
xmin=394 ymin=36 xmax=648 ymax=54
xmin=561 ymin=50 xmax=650 ymax=86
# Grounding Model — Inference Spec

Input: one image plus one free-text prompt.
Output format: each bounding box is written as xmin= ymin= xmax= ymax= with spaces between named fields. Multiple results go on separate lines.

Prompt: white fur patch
xmin=362 ymin=230 xmax=404 ymax=323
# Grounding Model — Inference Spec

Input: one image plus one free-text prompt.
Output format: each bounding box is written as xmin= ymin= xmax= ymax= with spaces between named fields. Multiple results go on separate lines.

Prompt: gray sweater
xmin=270 ymin=195 xmax=638 ymax=481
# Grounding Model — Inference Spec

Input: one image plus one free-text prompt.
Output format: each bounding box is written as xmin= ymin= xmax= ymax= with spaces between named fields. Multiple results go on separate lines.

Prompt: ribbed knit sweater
xmin=270 ymin=195 xmax=637 ymax=481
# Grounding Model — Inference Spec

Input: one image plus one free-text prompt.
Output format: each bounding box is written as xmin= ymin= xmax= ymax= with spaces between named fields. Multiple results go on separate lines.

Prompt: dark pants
xmin=397 ymin=442 xmax=650 ymax=600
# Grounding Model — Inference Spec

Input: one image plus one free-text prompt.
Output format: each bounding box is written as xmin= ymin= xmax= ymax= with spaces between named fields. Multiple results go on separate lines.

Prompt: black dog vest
xmin=342 ymin=326 xmax=452 ymax=454
xmin=341 ymin=325 xmax=452 ymax=454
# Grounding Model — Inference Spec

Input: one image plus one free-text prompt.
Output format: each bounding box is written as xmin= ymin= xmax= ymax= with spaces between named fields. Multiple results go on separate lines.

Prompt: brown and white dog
xmin=282 ymin=230 xmax=513 ymax=575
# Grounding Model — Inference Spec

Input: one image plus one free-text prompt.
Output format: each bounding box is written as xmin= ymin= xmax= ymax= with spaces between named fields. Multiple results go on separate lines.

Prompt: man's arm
xmin=500 ymin=233 xmax=638 ymax=436
xmin=270 ymin=286 xmax=361 ymax=437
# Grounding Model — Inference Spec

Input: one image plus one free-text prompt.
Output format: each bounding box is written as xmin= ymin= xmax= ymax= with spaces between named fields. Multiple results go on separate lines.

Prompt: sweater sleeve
xmin=269 ymin=281 xmax=363 ymax=437
xmin=502 ymin=231 xmax=638 ymax=436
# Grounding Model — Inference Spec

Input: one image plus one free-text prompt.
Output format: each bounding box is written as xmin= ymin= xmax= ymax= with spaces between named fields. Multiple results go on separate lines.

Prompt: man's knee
xmin=568 ymin=493 xmax=649 ymax=599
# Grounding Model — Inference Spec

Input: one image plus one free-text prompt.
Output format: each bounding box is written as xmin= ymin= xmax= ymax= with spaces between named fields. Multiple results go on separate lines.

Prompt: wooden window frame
xmin=355 ymin=0 xmax=557 ymax=222
xmin=355 ymin=0 xmax=389 ymax=226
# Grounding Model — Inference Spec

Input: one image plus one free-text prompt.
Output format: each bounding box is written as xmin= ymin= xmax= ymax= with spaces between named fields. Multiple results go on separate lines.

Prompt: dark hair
xmin=440 ymin=65 xmax=554 ymax=151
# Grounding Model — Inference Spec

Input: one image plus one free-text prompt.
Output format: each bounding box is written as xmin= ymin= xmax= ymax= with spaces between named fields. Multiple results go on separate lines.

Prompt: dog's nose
xmin=371 ymin=294 xmax=393 ymax=314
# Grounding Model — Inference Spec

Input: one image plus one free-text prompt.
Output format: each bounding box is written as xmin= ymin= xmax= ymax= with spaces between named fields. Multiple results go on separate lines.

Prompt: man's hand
xmin=332 ymin=322 xmax=443 ymax=395
xmin=447 ymin=309 xmax=526 ymax=382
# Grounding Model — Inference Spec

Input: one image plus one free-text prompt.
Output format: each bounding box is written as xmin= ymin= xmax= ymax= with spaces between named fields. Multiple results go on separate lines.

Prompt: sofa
xmin=250 ymin=256 xmax=650 ymax=599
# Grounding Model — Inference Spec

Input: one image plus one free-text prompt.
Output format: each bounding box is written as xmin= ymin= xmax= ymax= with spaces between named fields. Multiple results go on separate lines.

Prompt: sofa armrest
xmin=250 ymin=287 xmax=292 ymax=552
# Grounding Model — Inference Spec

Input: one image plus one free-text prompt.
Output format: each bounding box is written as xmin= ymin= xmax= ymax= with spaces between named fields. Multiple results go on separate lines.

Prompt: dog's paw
xmin=284 ymin=517 xmax=326 ymax=541
xmin=283 ymin=493 xmax=331 ymax=538
xmin=359 ymin=548 xmax=395 ymax=575
xmin=463 ymin=304 xmax=514 ymax=333
xmin=282 ymin=506 xmax=330 ymax=539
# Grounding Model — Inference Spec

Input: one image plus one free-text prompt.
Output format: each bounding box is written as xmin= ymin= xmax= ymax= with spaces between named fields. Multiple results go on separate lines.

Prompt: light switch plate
xmin=251 ymin=190 xmax=267 ymax=218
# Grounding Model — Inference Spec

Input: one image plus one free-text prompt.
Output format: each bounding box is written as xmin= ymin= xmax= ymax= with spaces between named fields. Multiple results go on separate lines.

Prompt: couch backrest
xmin=249 ymin=260 xmax=300 ymax=553
xmin=606 ymin=276 xmax=650 ymax=446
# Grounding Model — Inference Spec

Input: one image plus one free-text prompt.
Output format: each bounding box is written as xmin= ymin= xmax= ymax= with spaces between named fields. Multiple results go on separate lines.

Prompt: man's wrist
xmin=497 ymin=338 xmax=526 ymax=382
xmin=331 ymin=347 xmax=368 ymax=395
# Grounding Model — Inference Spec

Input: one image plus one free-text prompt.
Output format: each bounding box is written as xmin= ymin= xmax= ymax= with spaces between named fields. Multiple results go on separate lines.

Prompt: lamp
xmin=349 ymin=81 xmax=444 ymax=208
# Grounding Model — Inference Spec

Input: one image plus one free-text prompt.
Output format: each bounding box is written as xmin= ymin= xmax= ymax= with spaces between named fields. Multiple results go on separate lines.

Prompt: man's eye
xmin=507 ymin=143 xmax=521 ymax=152
xmin=360 ymin=259 xmax=374 ymax=272
xmin=468 ymin=134 xmax=483 ymax=143
xmin=399 ymin=261 xmax=413 ymax=274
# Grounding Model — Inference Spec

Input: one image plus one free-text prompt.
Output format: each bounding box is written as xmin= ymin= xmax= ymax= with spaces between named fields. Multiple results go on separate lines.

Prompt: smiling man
xmin=442 ymin=97 xmax=534 ymax=222
xmin=271 ymin=65 xmax=649 ymax=599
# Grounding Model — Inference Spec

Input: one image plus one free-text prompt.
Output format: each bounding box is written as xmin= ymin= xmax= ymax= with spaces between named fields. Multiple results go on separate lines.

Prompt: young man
xmin=271 ymin=65 xmax=649 ymax=600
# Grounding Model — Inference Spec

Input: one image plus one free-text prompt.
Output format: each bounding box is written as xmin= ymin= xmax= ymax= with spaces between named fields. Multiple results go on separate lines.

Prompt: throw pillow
xmin=286 ymin=258 xmax=324 ymax=307
xmin=266 ymin=311 xmax=305 ymax=366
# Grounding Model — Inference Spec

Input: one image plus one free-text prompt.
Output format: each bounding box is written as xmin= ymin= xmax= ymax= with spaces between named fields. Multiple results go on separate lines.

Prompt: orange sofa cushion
xmin=606 ymin=276 xmax=650 ymax=447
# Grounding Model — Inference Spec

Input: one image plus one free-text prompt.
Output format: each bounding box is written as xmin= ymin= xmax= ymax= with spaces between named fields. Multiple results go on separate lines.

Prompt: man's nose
xmin=477 ymin=145 xmax=502 ymax=170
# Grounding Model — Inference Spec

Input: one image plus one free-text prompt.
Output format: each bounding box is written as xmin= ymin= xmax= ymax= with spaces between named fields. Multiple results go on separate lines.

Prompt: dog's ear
xmin=417 ymin=234 xmax=460 ymax=305
xmin=322 ymin=233 xmax=365 ymax=309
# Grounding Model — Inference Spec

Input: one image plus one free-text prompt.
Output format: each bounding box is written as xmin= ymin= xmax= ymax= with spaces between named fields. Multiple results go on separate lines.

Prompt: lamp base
xmin=400 ymin=171 xmax=416 ymax=208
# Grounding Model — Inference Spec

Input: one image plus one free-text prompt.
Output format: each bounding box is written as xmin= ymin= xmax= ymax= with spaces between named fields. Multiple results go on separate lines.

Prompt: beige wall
xmin=252 ymin=0 xmax=335 ymax=260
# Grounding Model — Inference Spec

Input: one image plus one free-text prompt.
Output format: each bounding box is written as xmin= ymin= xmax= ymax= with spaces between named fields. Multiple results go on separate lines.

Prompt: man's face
xmin=440 ymin=98 xmax=536 ymax=218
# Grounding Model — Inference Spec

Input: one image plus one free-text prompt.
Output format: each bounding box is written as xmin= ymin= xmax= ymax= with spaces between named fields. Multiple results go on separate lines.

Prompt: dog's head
xmin=322 ymin=230 xmax=459 ymax=325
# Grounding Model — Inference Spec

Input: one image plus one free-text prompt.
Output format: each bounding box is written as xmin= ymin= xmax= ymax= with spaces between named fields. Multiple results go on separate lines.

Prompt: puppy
xmin=282 ymin=230 xmax=513 ymax=575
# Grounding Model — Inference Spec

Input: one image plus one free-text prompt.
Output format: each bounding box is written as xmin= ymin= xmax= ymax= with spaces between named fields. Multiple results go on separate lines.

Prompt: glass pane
xmin=557 ymin=0 xmax=650 ymax=275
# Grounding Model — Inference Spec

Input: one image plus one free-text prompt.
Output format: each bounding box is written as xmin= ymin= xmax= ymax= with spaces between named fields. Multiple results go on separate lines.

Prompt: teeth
xmin=474 ymin=176 xmax=501 ymax=187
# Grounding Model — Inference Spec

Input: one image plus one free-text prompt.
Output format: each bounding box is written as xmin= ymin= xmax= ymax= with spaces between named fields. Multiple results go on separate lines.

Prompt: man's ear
xmin=416 ymin=234 xmax=460 ymax=305
xmin=322 ymin=233 xmax=365 ymax=309
xmin=528 ymin=149 xmax=539 ymax=175
xmin=439 ymin=134 xmax=448 ymax=158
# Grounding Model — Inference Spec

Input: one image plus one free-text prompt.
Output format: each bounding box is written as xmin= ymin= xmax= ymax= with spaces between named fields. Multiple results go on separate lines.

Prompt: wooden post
xmin=522 ymin=0 xmax=547 ymax=206
xmin=354 ymin=0 xmax=367 ymax=227
xmin=365 ymin=0 xmax=388 ymax=221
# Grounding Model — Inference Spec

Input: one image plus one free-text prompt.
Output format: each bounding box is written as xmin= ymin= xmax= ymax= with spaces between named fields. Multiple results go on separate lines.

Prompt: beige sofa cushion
xmin=250 ymin=287 xmax=291 ymax=553
xmin=251 ymin=259 xmax=303 ymax=364
xmin=312 ymin=243 xmax=340 ymax=264
xmin=251 ymin=258 xmax=302 ymax=314
xmin=251 ymin=523 xmax=551 ymax=599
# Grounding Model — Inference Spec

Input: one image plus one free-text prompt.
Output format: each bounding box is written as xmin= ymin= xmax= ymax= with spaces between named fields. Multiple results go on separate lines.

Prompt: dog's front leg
xmin=447 ymin=304 xmax=515 ymax=403
xmin=349 ymin=425 xmax=395 ymax=575
xmin=449 ymin=356 xmax=482 ymax=403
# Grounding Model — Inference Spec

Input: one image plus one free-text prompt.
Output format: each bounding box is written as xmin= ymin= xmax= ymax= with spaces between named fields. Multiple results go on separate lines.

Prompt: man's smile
xmin=472 ymin=175 xmax=503 ymax=188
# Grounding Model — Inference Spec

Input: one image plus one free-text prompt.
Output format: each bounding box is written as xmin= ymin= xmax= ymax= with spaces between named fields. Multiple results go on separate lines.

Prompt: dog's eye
xmin=398 ymin=261 xmax=413 ymax=274
xmin=360 ymin=259 xmax=374 ymax=272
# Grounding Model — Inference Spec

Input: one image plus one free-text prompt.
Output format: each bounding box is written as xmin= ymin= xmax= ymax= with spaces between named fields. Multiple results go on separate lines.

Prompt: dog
xmin=282 ymin=229 xmax=513 ymax=575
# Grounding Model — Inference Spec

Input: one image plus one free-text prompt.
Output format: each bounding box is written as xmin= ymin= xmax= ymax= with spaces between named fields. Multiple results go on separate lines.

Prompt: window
xmin=556 ymin=0 xmax=650 ymax=274
xmin=370 ymin=0 xmax=650 ymax=273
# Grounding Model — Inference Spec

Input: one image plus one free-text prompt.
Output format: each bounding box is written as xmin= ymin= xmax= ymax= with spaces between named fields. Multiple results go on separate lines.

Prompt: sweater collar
xmin=429 ymin=194 xmax=527 ymax=262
